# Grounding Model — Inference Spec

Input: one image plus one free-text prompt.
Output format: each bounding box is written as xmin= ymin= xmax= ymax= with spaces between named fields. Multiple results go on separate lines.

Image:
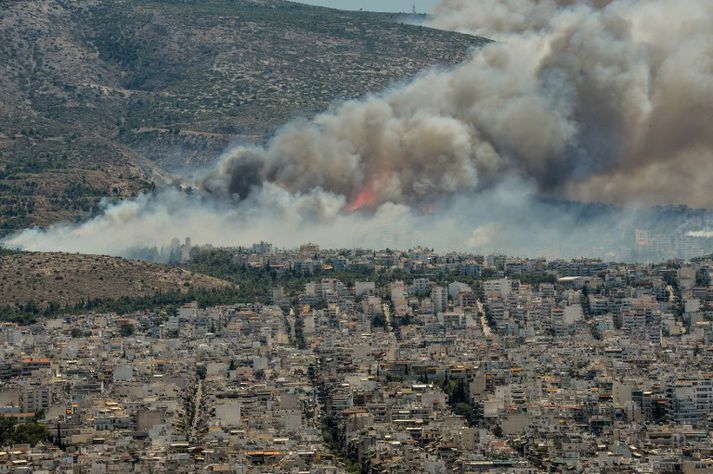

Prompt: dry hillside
xmin=0 ymin=0 xmax=485 ymax=235
xmin=0 ymin=251 xmax=232 ymax=308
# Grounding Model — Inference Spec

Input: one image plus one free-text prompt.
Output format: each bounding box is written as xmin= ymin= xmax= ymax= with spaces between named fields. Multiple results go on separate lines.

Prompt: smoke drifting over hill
xmin=207 ymin=0 xmax=713 ymax=209
xmin=4 ymin=0 xmax=713 ymax=258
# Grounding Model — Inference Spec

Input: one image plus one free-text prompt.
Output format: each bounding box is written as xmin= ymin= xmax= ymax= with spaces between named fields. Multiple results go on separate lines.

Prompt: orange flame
xmin=347 ymin=187 xmax=378 ymax=212
xmin=420 ymin=203 xmax=436 ymax=215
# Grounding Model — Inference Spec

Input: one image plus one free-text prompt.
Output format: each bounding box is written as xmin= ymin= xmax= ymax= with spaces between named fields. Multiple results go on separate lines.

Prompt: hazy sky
xmin=295 ymin=0 xmax=439 ymax=13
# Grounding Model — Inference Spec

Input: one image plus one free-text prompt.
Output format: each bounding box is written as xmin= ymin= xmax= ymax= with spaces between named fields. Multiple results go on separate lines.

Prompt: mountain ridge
xmin=0 ymin=0 xmax=486 ymax=235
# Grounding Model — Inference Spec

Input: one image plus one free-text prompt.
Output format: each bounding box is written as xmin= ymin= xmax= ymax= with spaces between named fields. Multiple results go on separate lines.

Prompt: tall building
xmin=667 ymin=379 xmax=713 ymax=426
xmin=412 ymin=278 xmax=431 ymax=295
xmin=431 ymin=286 xmax=448 ymax=314
xmin=483 ymin=278 xmax=511 ymax=301
xmin=20 ymin=383 xmax=51 ymax=414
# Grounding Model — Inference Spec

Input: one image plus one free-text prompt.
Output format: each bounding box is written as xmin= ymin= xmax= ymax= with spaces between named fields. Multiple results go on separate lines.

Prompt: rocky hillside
xmin=0 ymin=0 xmax=485 ymax=235
xmin=0 ymin=250 xmax=232 ymax=308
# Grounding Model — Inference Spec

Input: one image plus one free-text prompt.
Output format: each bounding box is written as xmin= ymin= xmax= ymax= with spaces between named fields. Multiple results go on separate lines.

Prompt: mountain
xmin=0 ymin=0 xmax=485 ymax=236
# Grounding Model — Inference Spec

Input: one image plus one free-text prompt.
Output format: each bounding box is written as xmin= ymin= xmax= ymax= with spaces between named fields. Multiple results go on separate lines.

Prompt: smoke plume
xmin=204 ymin=0 xmax=713 ymax=209
xmin=4 ymin=0 xmax=713 ymax=259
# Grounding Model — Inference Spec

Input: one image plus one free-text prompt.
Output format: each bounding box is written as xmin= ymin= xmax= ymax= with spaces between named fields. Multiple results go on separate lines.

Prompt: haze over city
xmin=1 ymin=2 xmax=713 ymax=471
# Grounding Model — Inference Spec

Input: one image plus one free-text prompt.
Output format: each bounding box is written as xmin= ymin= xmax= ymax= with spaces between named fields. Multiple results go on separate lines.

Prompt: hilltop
xmin=0 ymin=250 xmax=232 ymax=310
xmin=0 ymin=0 xmax=486 ymax=235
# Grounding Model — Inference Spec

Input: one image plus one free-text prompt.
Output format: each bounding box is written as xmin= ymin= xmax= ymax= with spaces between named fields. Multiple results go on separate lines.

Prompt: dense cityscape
xmin=1 ymin=242 xmax=713 ymax=472
xmin=3 ymin=0 xmax=713 ymax=473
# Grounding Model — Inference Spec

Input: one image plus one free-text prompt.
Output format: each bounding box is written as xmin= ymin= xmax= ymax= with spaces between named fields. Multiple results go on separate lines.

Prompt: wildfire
xmin=346 ymin=187 xmax=378 ymax=212
xmin=420 ymin=202 xmax=437 ymax=215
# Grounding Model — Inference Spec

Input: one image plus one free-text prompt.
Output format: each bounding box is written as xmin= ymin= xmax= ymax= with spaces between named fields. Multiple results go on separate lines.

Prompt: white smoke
xmin=3 ymin=179 xmax=652 ymax=259
xmin=4 ymin=0 xmax=713 ymax=259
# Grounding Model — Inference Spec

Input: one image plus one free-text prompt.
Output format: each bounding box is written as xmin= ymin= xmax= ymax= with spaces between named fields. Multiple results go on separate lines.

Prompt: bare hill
xmin=0 ymin=251 xmax=232 ymax=308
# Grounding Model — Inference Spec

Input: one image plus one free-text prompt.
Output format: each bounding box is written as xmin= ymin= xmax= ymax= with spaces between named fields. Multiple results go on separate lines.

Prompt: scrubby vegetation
xmin=0 ymin=252 xmax=231 ymax=322
xmin=0 ymin=0 xmax=483 ymax=235
xmin=0 ymin=418 xmax=50 ymax=447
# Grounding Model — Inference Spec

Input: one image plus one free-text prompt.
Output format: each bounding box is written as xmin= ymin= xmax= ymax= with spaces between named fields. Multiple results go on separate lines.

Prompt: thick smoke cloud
xmin=4 ymin=0 xmax=713 ymax=258
xmin=428 ymin=0 xmax=615 ymax=36
xmin=204 ymin=0 xmax=713 ymax=208
xmin=428 ymin=0 xmax=713 ymax=206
